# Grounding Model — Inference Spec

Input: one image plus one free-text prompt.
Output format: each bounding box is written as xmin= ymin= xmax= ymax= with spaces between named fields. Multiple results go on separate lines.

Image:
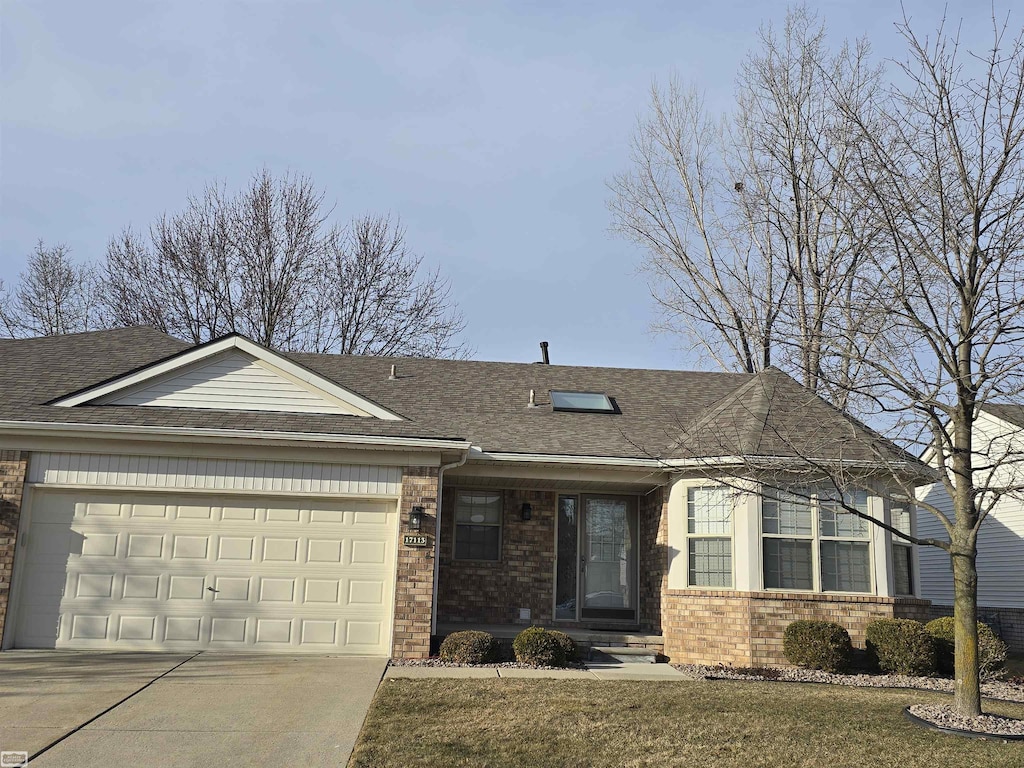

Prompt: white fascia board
xmin=49 ymin=335 xmax=403 ymax=421
xmin=469 ymin=449 xmax=925 ymax=475
xmin=0 ymin=420 xmax=469 ymax=452
xmin=468 ymin=448 xmax=664 ymax=468
xmin=661 ymin=455 xmax=933 ymax=483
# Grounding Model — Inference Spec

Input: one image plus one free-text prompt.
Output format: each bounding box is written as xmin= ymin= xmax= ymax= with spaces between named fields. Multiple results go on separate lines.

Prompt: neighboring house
xmin=0 ymin=328 xmax=931 ymax=666
xmin=917 ymin=404 xmax=1024 ymax=651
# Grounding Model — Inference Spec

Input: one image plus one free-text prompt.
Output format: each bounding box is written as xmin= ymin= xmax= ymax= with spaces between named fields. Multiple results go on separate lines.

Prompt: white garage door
xmin=13 ymin=490 xmax=397 ymax=653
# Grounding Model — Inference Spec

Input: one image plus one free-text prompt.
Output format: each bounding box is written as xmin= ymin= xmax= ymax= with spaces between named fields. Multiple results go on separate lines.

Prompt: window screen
xmin=763 ymin=538 xmax=813 ymax=590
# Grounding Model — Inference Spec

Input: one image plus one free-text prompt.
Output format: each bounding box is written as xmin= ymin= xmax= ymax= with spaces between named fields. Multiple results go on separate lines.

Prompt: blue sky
xmin=0 ymin=0 xmax=999 ymax=368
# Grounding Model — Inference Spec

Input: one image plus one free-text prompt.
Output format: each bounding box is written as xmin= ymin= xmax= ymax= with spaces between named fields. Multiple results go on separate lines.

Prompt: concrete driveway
xmin=0 ymin=651 xmax=387 ymax=767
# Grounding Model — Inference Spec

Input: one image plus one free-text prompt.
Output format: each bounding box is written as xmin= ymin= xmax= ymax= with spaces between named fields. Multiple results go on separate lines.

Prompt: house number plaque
xmin=403 ymin=534 xmax=429 ymax=547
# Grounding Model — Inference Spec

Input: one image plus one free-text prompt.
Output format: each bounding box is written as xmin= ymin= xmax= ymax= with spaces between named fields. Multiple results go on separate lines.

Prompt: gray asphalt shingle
xmin=0 ymin=327 xmax=916 ymax=464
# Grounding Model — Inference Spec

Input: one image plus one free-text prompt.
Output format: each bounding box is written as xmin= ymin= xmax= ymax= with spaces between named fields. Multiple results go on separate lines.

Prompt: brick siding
xmin=0 ymin=451 xmax=28 ymax=646
xmin=391 ymin=466 xmax=439 ymax=659
xmin=437 ymin=488 xmax=556 ymax=626
xmin=662 ymin=589 xmax=931 ymax=666
xmin=639 ymin=487 xmax=668 ymax=633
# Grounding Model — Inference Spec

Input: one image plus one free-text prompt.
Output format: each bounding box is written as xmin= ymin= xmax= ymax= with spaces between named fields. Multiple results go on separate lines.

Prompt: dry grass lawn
xmin=349 ymin=678 xmax=1024 ymax=768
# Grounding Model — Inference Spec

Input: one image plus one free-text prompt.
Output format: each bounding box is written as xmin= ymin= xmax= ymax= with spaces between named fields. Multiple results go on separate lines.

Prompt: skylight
xmin=550 ymin=390 xmax=616 ymax=413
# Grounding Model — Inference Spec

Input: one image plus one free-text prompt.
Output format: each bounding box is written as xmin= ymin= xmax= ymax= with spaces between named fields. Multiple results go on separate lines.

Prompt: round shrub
xmin=513 ymin=626 xmax=567 ymax=667
xmin=438 ymin=630 xmax=500 ymax=664
xmin=865 ymin=618 xmax=937 ymax=676
xmin=782 ymin=620 xmax=853 ymax=673
xmin=925 ymin=616 xmax=1008 ymax=681
xmin=547 ymin=630 xmax=580 ymax=664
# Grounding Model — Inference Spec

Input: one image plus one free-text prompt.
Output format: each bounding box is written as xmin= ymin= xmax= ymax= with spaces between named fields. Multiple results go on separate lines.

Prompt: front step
xmin=589 ymin=646 xmax=659 ymax=664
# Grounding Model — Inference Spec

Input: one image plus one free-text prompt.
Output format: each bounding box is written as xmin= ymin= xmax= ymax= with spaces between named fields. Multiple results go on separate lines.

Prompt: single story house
xmin=0 ymin=328 xmax=930 ymax=665
xmin=918 ymin=403 xmax=1024 ymax=651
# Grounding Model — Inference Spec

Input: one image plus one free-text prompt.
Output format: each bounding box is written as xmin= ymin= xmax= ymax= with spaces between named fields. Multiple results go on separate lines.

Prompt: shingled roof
xmin=673 ymin=367 xmax=920 ymax=467
xmin=0 ymin=327 xmax=918 ymax=466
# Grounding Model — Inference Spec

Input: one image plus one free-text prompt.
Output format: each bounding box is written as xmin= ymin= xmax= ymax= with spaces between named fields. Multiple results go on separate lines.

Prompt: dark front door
xmin=556 ymin=494 xmax=638 ymax=622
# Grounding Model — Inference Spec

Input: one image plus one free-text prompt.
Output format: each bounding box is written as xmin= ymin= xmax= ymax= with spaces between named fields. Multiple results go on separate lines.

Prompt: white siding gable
xmin=100 ymin=350 xmax=373 ymax=416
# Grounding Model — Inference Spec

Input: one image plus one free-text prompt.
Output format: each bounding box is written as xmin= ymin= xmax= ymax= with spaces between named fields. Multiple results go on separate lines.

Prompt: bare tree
xmin=619 ymin=5 xmax=1024 ymax=720
xmin=305 ymin=215 xmax=467 ymax=357
xmin=102 ymin=170 xmax=467 ymax=356
xmin=824 ymin=10 xmax=1024 ymax=717
xmin=0 ymin=241 xmax=104 ymax=337
xmin=609 ymin=7 xmax=883 ymax=409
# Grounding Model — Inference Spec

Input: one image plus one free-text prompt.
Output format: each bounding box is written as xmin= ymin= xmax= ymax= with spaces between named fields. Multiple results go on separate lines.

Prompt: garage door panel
xmin=15 ymin=490 xmax=397 ymax=653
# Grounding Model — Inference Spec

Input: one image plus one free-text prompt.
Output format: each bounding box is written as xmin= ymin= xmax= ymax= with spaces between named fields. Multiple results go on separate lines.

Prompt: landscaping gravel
xmin=908 ymin=704 xmax=1024 ymax=737
xmin=389 ymin=658 xmax=585 ymax=670
xmin=671 ymin=663 xmax=1024 ymax=703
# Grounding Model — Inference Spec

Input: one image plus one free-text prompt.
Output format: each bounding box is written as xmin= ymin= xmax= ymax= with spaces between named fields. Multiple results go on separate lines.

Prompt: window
xmin=818 ymin=490 xmax=871 ymax=592
xmin=454 ymin=492 xmax=502 ymax=561
xmin=761 ymin=488 xmax=814 ymax=590
xmin=550 ymin=390 xmax=616 ymax=413
xmin=891 ymin=498 xmax=915 ymax=596
xmin=761 ymin=486 xmax=872 ymax=593
xmin=686 ymin=486 xmax=733 ymax=587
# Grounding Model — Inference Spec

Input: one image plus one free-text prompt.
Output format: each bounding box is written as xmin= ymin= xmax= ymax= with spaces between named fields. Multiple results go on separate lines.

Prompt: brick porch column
xmin=392 ymin=466 xmax=439 ymax=658
xmin=0 ymin=451 xmax=28 ymax=645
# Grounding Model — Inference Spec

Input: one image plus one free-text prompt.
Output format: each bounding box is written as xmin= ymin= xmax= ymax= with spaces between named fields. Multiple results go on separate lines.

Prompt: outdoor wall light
xmin=521 ymin=502 xmax=532 ymax=521
xmin=410 ymin=506 xmax=424 ymax=532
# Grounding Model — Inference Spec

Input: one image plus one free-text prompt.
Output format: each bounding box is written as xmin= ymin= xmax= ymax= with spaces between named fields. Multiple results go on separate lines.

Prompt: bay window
xmin=686 ymin=486 xmax=733 ymax=587
xmin=890 ymin=498 xmax=915 ymax=596
xmin=761 ymin=486 xmax=872 ymax=593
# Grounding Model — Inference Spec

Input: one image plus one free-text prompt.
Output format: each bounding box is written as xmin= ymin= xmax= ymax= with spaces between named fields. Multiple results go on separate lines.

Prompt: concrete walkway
xmin=384 ymin=661 xmax=687 ymax=681
xmin=0 ymin=651 xmax=387 ymax=768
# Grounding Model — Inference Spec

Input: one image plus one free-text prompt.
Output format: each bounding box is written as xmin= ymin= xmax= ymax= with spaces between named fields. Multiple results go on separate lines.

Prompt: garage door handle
xmin=206 ymin=586 xmax=219 ymax=593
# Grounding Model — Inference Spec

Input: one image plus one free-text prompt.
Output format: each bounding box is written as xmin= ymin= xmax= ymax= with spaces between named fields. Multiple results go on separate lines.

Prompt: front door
xmin=556 ymin=495 xmax=637 ymax=623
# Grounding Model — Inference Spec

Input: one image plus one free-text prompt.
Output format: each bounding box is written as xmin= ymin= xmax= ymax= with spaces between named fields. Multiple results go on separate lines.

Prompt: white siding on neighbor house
xmin=917 ymin=410 xmax=1024 ymax=609
xmin=28 ymin=453 xmax=402 ymax=497
xmin=100 ymin=350 xmax=369 ymax=415
xmin=917 ymin=481 xmax=955 ymax=605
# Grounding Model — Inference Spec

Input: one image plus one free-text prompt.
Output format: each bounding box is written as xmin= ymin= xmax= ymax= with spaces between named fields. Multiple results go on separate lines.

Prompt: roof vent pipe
xmin=528 ymin=389 xmax=537 ymax=408
xmin=388 ymin=364 xmax=397 ymax=380
xmin=540 ymin=341 xmax=550 ymax=364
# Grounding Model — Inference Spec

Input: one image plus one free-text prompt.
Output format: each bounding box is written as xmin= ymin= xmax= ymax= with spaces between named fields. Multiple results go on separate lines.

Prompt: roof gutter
xmin=468 ymin=449 xmax=931 ymax=477
xmin=0 ymin=420 xmax=471 ymax=452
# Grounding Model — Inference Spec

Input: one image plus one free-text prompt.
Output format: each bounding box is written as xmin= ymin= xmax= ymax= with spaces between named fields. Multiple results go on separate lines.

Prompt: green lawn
xmin=349 ymin=679 xmax=1024 ymax=768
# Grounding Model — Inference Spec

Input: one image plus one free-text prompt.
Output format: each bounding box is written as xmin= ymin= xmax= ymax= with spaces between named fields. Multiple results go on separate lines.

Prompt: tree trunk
xmin=951 ymin=543 xmax=982 ymax=717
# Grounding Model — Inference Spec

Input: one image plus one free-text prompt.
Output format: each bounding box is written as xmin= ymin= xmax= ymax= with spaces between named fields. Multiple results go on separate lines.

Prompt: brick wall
xmin=662 ymin=589 xmax=932 ymax=666
xmin=392 ymin=466 xmax=439 ymax=659
xmin=0 ymin=451 xmax=28 ymax=646
xmin=437 ymin=488 xmax=556 ymax=626
xmin=639 ymin=487 xmax=668 ymax=633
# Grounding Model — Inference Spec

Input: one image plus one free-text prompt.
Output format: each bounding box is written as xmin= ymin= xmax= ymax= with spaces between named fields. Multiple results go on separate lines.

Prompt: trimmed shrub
xmin=782 ymin=620 xmax=853 ymax=673
xmin=513 ymin=626 xmax=567 ymax=667
xmin=438 ymin=630 xmax=500 ymax=664
xmin=865 ymin=618 xmax=937 ymax=676
xmin=925 ymin=616 xmax=1008 ymax=681
xmin=547 ymin=630 xmax=580 ymax=664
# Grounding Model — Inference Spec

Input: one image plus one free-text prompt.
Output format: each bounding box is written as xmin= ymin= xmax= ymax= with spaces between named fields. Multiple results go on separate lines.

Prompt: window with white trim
xmin=761 ymin=486 xmax=872 ymax=593
xmin=890 ymin=498 xmax=915 ymax=596
xmin=454 ymin=492 xmax=502 ymax=561
xmin=686 ymin=486 xmax=733 ymax=587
